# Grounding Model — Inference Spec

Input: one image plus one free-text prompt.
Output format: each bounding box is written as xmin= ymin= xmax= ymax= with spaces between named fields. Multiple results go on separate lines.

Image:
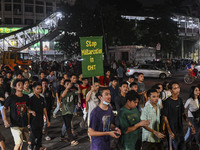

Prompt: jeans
xmin=61 ymin=123 xmax=66 ymax=138
xmin=53 ymin=99 xmax=60 ymax=115
xmin=184 ymin=117 xmax=199 ymax=145
xmin=43 ymin=109 xmax=52 ymax=136
xmin=0 ymin=106 xmax=4 ymax=121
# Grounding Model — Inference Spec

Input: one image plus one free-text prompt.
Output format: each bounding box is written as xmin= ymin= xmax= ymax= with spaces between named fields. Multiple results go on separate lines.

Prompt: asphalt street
xmin=0 ymin=69 xmax=199 ymax=150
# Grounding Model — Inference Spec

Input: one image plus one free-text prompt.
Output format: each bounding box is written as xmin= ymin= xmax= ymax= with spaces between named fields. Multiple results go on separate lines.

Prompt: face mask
xmin=103 ymin=100 xmax=110 ymax=105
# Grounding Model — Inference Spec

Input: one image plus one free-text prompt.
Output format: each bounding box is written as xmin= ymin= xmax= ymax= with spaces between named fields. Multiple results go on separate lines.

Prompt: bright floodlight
xmin=45 ymin=19 xmax=51 ymax=25
xmin=57 ymin=12 xmax=62 ymax=18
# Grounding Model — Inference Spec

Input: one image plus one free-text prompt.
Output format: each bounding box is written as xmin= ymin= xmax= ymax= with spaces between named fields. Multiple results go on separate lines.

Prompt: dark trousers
xmin=142 ymin=141 xmax=164 ymax=150
xmin=171 ymin=136 xmax=186 ymax=150
xmin=62 ymin=114 xmax=74 ymax=141
xmin=0 ymin=131 xmax=4 ymax=142
xmin=30 ymin=117 xmax=43 ymax=150
xmin=30 ymin=125 xmax=43 ymax=150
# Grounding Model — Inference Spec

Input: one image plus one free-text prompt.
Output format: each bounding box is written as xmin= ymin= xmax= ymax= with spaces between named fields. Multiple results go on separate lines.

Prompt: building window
xmin=13 ymin=4 xmax=21 ymax=12
xmin=36 ymin=6 xmax=43 ymax=13
xmin=46 ymin=7 xmax=53 ymax=15
xmin=5 ymin=18 xmax=12 ymax=24
xmin=36 ymin=1 xmax=43 ymax=5
xmin=25 ymin=5 xmax=33 ymax=12
xmin=14 ymin=18 xmax=21 ymax=24
xmin=25 ymin=0 xmax=33 ymax=4
xmin=36 ymin=20 xmax=41 ymax=23
xmin=56 ymin=3 xmax=61 ymax=7
xmin=4 ymin=0 xmax=11 ymax=2
xmin=5 ymin=4 xmax=11 ymax=11
xmin=25 ymin=19 xmax=33 ymax=25
xmin=46 ymin=2 xmax=53 ymax=6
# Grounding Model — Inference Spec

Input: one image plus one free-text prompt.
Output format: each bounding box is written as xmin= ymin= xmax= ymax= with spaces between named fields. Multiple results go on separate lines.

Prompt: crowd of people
xmin=0 ymin=62 xmax=199 ymax=150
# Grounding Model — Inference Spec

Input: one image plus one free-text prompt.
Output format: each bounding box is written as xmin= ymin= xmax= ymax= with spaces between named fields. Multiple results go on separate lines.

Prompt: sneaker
xmin=45 ymin=136 xmax=51 ymax=141
xmin=53 ymin=114 xmax=56 ymax=118
xmin=27 ymin=145 xmax=32 ymax=150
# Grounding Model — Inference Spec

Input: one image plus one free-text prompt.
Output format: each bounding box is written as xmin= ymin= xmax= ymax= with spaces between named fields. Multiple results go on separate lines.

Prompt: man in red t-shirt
xmin=79 ymin=78 xmax=90 ymax=128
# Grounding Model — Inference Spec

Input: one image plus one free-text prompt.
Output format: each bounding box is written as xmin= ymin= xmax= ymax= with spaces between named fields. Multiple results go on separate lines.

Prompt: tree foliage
xmin=57 ymin=0 xmax=180 ymax=58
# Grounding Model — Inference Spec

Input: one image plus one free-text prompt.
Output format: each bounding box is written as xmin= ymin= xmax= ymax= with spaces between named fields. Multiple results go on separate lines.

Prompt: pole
xmin=100 ymin=10 xmax=108 ymax=63
xmin=181 ymin=38 xmax=184 ymax=59
xmin=92 ymin=76 xmax=94 ymax=85
xmin=40 ymin=41 xmax=43 ymax=61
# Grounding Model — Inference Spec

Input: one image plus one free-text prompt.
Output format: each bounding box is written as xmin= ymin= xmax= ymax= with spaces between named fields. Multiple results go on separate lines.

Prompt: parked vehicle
xmin=126 ymin=64 xmax=171 ymax=79
xmin=0 ymin=51 xmax=31 ymax=71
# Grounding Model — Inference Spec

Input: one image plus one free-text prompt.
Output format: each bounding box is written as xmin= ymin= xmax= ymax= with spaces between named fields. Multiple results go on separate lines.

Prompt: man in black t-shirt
xmin=3 ymin=79 xmax=35 ymax=150
xmin=41 ymin=78 xmax=54 ymax=141
xmin=114 ymin=81 xmax=128 ymax=113
xmin=163 ymin=81 xmax=195 ymax=150
xmin=0 ymin=75 xmax=9 ymax=121
xmin=29 ymin=82 xmax=50 ymax=150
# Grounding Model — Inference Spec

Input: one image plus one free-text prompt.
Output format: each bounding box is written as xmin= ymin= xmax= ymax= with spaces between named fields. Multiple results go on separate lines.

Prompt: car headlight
xmin=29 ymin=65 xmax=32 ymax=68
xmin=19 ymin=65 xmax=21 ymax=68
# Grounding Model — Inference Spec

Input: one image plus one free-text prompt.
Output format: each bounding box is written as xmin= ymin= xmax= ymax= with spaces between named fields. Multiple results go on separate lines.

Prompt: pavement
xmin=0 ymin=69 xmax=199 ymax=150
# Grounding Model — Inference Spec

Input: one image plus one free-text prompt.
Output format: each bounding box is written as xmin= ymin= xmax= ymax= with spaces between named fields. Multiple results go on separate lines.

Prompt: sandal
xmin=60 ymin=137 xmax=69 ymax=143
xmin=71 ymin=140 xmax=79 ymax=146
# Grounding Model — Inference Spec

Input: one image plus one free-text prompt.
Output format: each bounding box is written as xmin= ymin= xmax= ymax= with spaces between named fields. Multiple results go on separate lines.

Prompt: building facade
xmin=108 ymin=45 xmax=156 ymax=64
xmin=0 ymin=0 xmax=75 ymax=27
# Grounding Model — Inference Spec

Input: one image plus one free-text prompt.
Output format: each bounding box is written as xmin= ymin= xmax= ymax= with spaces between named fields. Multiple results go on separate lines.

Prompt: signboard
xmin=0 ymin=27 xmax=21 ymax=33
xmin=0 ymin=27 xmax=49 ymax=34
xmin=80 ymin=36 xmax=104 ymax=78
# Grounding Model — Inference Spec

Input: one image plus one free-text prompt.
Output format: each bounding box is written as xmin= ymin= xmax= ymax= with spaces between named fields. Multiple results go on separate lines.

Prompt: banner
xmin=80 ymin=36 xmax=104 ymax=78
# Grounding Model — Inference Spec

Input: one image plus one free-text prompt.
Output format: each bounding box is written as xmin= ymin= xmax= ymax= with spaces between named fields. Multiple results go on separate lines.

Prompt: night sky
xmin=138 ymin=0 xmax=166 ymax=6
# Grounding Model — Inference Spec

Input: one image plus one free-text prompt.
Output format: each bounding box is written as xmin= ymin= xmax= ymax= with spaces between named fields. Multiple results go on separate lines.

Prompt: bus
xmin=0 ymin=51 xmax=31 ymax=71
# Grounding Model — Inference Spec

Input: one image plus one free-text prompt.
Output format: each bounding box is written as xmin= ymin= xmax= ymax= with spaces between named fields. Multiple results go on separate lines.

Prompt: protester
xmin=79 ymin=77 xmax=90 ymax=128
xmin=184 ymin=86 xmax=200 ymax=147
xmin=0 ymin=75 xmax=9 ymax=121
xmin=28 ymin=82 xmax=50 ymax=150
xmin=126 ymin=75 xmax=135 ymax=90
xmin=163 ymin=81 xmax=195 ymax=150
xmin=117 ymin=64 xmax=124 ymax=85
xmin=115 ymin=81 xmax=128 ymax=112
xmin=130 ymin=82 xmax=138 ymax=92
xmin=3 ymin=79 xmax=34 ymax=150
xmin=53 ymin=77 xmax=65 ymax=118
xmin=118 ymin=90 xmax=150 ymax=150
xmin=109 ymin=77 xmax=119 ymax=110
xmin=103 ymin=70 xmax=111 ymax=86
xmin=22 ymin=79 xmax=32 ymax=95
xmin=162 ymin=81 xmax=171 ymax=100
xmin=46 ymin=70 xmax=57 ymax=91
xmin=41 ymin=78 xmax=54 ymax=141
xmin=141 ymin=89 xmax=165 ymax=150
xmin=86 ymin=80 xmax=100 ymax=127
xmin=60 ymin=79 xmax=80 ymax=146
xmin=88 ymin=87 xmax=121 ymax=150
xmin=137 ymin=73 xmax=147 ymax=108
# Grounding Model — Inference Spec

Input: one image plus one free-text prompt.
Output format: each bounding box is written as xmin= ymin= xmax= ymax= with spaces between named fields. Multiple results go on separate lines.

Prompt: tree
xmin=56 ymin=0 xmax=138 ymax=58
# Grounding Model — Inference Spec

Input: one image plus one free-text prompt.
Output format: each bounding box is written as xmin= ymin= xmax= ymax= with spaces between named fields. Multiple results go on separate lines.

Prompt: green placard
xmin=80 ymin=36 xmax=104 ymax=78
